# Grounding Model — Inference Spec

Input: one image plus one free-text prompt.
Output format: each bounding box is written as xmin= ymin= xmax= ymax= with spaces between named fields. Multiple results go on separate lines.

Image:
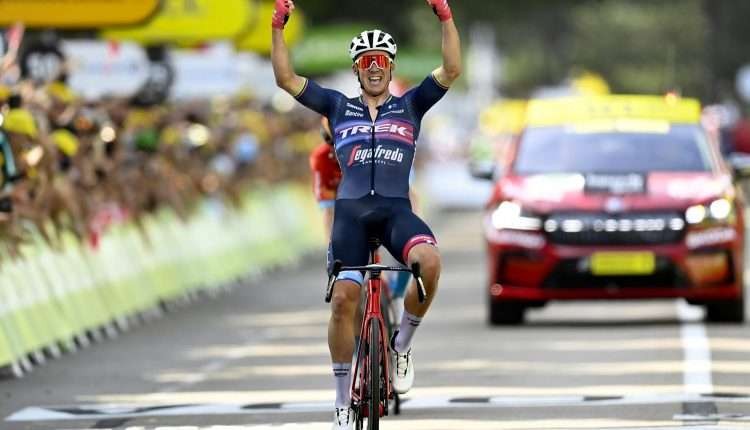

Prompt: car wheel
xmin=705 ymin=298 xmax=745 ymax=323
xmin=488 ymin=299 xmax=525 ymax=325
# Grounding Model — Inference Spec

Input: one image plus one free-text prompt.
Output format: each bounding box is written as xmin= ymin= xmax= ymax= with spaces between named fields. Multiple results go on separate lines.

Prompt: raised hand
xmin=426 ymin=0 xmax=452 ymax=22
xmin=272 ymin=0 xmax=295 ymax=29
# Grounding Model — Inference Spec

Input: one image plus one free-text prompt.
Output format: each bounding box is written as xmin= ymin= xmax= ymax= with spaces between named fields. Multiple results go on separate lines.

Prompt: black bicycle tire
xmin=356 ymin=410 xmax=363 ymax=430
xmin=368 ymin=322 xmax=380 ymax=430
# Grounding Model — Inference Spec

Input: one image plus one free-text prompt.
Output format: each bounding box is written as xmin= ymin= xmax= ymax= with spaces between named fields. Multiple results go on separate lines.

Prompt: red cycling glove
xmin=272 ymin=0 xmax=292 ymax=29
xmin=428 ymin=0 xmax=452 ymax=22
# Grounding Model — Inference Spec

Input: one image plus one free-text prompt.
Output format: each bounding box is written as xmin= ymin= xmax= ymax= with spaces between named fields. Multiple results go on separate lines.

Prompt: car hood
xmin=492 ymin=172 xmax=734 ymax=213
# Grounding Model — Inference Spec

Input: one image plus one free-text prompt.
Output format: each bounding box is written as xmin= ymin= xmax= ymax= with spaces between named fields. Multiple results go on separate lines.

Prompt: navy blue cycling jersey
xmin=295 ymin=74 xmax=448 ymax=199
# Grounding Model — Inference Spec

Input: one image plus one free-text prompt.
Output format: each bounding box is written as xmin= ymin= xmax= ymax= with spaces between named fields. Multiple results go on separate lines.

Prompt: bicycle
xmin=326 ymin=238 xmax=426 ymax=430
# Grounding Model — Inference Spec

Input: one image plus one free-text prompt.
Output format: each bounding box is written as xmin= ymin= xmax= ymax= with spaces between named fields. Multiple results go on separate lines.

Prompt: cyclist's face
xmin=354 ymin=50 xmax=393 ymax=97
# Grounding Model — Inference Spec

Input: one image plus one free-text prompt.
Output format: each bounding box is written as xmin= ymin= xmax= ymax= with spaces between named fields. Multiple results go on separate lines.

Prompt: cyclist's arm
xmin=272 ymin=28 xmax=306 ymax=97
xmin=405 ymin=17 xmax=460 ymax=118
xmin=431 ymin=18 xmax=461 ymax=89
xmin=273 ymin=28 xmax=343 ymax=117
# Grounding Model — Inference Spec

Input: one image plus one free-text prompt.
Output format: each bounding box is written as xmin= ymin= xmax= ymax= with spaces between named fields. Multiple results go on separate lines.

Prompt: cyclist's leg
xmin=328 ymin=240 xmax=364 ymax=358
xmin=380 ymin=203 xmax=439 ymax=393
xmin=328 ymin=200 xmax=368 ymax=409
xmin=383 ymin=205 xmax=440 ymax=349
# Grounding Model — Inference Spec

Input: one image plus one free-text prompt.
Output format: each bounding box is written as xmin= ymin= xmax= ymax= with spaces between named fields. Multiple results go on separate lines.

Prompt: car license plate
xmin=590 ymin=251 xmax=655 ymax=276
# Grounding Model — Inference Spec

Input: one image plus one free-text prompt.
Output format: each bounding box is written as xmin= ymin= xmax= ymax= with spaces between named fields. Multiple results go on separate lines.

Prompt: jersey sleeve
xmin=404 ymin=73 xmax=450 ymax=120
xmin=294 ymin=78 xmax=345 ymax=118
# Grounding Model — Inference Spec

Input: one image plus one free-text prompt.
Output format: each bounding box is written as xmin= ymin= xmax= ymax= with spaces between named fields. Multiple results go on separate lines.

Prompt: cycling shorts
xmin=327 ymin=194 xmax=437 ymax=285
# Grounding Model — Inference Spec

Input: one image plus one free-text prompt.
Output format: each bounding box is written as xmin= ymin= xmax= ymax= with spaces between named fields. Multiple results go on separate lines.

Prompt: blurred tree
xmin=567 ymin=0 xmax=707 ymax=97
xmin=703 ymin=0 xmax=750 ymax=104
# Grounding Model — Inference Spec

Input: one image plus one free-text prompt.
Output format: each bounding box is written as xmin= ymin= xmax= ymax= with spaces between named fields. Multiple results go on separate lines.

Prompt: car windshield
xmin=513 ymin=124 xmax=713 ymax=175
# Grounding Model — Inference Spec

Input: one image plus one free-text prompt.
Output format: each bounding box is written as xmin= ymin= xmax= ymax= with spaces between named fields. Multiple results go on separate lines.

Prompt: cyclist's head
xmin=349 ymin=29 xmax=397 ymax=97
xmin=320 ymin=116 xmax=333 ymax=145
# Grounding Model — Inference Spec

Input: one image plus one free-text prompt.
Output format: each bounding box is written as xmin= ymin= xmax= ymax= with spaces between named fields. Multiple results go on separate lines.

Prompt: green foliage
xmin=567 ymin=0 xmax=707 ymax=96
xmin=394 ymin=49 xmax=442 ymax=84
xmin=292 ymin=24 xmax=372 ymax=76
xmin=703 ymin=0 xmax=750 ymax=102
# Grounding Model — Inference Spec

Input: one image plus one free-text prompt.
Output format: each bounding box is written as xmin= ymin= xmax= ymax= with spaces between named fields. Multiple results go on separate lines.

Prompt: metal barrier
xmin=0 ymin=184 xmax=324 ymax=377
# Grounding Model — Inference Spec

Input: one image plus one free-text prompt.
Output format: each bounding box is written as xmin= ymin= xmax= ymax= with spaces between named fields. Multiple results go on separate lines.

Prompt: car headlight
xmin=491 ymin=201 xmax=542 ymax=231
xmin=685 ymin=198 xmax=734 ymax=224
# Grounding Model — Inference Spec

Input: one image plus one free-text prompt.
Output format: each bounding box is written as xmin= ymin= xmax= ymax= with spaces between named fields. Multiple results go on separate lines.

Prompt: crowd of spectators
xmin=0 ymin=75 xmax=321 ymax=257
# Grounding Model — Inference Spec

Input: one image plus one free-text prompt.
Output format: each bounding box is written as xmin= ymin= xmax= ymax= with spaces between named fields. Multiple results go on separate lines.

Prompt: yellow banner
xmin=235 ymin=2 xmax=304 ymax=55
xmin=526 ymin=95 xmax=701 ymax=127
xmin=0 ymin=0 xmax=159 ymax=28
xmin=480 ymin=99 xmax=527 ymax=135
xmin=103 ymin=0 xmax=253 ymax=43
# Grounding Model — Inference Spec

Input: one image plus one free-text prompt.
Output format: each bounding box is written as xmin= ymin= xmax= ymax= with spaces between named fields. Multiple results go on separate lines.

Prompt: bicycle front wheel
xmin=368 ymin=321 xmax=380 ymax=430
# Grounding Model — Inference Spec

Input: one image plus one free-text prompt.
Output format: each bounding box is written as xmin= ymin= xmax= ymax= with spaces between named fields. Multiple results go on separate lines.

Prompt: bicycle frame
xmin=351 ymin=265 xmax=392 ymax=417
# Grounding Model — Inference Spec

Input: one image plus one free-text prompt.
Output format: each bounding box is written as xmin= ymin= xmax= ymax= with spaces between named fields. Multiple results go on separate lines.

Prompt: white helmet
xmin=349 ymin=29 xmax=397 ymax=61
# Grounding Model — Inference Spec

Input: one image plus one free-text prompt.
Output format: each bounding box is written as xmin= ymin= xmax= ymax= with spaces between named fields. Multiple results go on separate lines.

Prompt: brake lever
xmin=411 ymin=262 xmax=427 ymax=304
xmin=325 ymin=260 xmax=343 ymax=303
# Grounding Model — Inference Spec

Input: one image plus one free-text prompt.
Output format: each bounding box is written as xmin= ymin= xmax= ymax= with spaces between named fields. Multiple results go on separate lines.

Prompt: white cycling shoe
xmin=390 ymin=332 xmax=414 ymax=394
xmin=332 ymin=406 xmax=354 ymax=430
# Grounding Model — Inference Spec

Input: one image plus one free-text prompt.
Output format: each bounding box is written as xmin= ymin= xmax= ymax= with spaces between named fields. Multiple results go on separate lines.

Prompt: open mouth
xmin=368 ymin=76 xmax=383 ymax=85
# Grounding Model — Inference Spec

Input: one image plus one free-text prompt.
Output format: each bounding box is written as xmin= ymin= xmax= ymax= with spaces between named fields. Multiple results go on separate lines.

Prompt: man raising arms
xmin=272 ymin=1 xmax=460 ymax=428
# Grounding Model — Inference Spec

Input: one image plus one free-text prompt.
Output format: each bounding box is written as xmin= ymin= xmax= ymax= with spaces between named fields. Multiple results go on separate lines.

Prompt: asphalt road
xmin=2 ymin=210 xmax=750 ymax=430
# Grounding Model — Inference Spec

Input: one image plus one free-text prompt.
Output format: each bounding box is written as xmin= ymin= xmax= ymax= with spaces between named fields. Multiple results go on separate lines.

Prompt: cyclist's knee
xmin=330 ymin=280 xmax=360 ymax=321
xmin=407 ymin=243 xmax=441 ymax=276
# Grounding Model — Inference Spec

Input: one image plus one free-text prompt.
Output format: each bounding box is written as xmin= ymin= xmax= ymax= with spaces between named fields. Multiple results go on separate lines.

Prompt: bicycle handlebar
xmin=325 ymin=260 xmax=427 ymax=304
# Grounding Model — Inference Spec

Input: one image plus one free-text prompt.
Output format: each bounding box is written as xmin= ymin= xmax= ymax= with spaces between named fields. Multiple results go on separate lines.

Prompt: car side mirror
xmin=469 ymin=161 xmax=498 ymax=181
xmin=728 ymin=152 xmax=750 ymax=179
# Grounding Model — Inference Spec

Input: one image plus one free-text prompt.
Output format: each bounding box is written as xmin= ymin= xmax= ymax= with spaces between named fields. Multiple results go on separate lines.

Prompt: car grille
xmin=545 ymin=212 xmax=685 ymax=246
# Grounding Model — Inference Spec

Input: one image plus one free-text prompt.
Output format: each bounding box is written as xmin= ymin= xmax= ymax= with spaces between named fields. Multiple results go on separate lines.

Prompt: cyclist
xmin=272 ymin=1 xmax=460 ymax=428
xmin=309 ymin=117 xmax=341 ymax=237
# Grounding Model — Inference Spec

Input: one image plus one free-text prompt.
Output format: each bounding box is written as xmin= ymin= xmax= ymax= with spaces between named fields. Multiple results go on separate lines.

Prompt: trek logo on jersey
xmin=346 ymin=102 xmax=364 ymax=111
xmin=347 ymin=144 xmax=405 ymax=166
xmin=336 ymin=120 xmax=415 ymax=146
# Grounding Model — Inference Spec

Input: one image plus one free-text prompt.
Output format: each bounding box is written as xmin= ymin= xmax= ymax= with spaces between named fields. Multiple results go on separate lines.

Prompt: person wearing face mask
xmin=272 ymin=1 xmax=461 ymax=429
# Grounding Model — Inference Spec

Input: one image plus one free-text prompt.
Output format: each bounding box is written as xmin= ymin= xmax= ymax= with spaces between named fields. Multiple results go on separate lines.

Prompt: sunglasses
xmin=356 ymin=53 xmax=393 ymax=70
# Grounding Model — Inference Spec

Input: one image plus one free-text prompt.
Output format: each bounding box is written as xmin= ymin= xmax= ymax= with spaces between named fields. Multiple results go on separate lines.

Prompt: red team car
xmin=482 ymin=95 xmax=747 ymax=324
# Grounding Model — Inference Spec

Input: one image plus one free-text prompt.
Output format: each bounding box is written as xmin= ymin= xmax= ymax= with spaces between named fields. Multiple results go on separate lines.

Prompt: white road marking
xmin=51 ymin=420 xmax=740 ymax=430
xmin=675 ymin=413 xmax=750 ymax=421
xmin=157 ymin=308 xmax=326 ymax=392
xmin=8 ymin=393 xmax=750 ymax=422
xmin=676 ymin=300 xmax=713 ymax=394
